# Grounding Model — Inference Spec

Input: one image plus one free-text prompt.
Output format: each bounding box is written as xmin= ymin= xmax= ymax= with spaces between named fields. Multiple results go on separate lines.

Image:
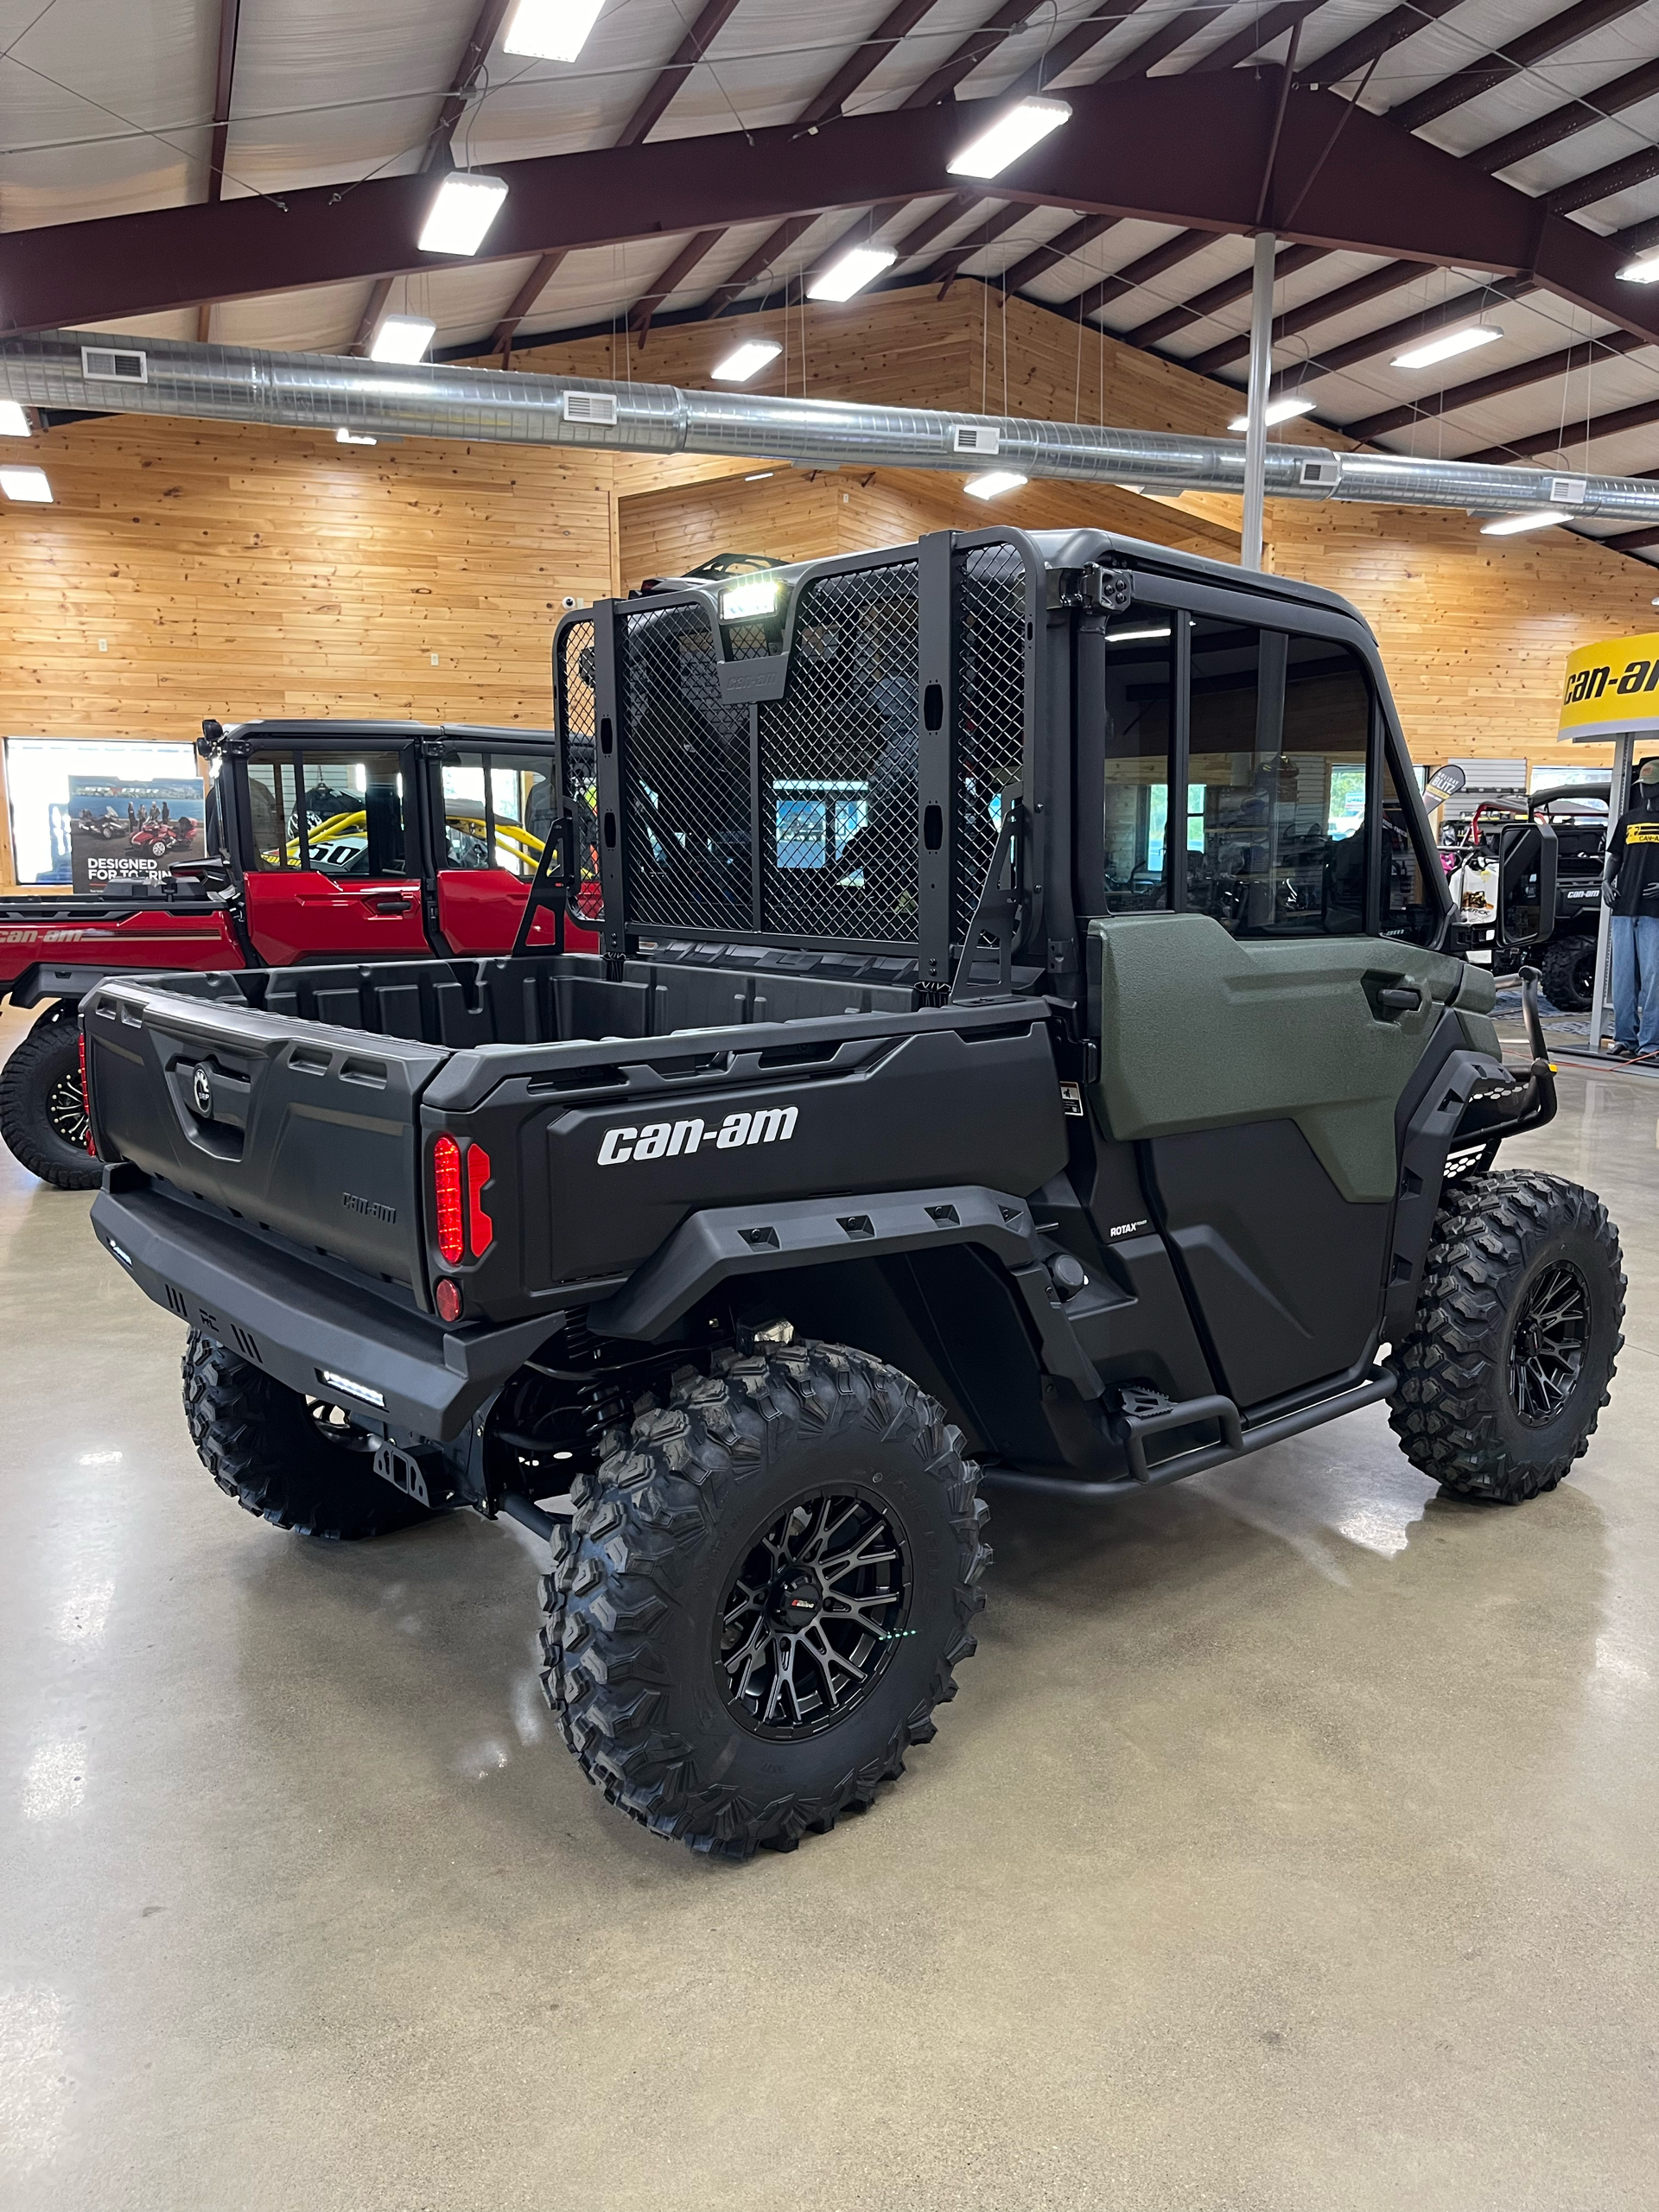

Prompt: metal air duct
xmin=3 ymin=327 xmax=1656 ymax=529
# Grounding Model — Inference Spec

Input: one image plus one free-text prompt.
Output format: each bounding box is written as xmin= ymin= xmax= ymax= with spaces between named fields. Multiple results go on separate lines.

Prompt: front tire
xmin=1389 ymin=1170 xmax=1624 ymax=1503
xmin=0 ymin=1007 xmax=100 ymax=1189
xmin=543 ymin=1342 xmax=989 ymax=1859
xmin=1541 ymin=932 xmax=1597 ymax=1014
xmin=182 ymin=1332 xmax=443 ymax=1539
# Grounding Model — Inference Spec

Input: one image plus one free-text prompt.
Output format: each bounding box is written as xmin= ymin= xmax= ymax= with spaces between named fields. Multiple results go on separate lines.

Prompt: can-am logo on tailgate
xmin=597 ymin=1106 xmax=798 ymax=1166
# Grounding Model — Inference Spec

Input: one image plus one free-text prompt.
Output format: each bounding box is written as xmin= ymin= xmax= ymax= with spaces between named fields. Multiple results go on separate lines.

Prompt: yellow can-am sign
xmin=1560 ymin=632 xmax=1659 ymax=738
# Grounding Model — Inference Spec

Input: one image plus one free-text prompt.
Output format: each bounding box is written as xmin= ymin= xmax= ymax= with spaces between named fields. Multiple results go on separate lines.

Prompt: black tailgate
xmin=84 ymin=979 xmax=448 ymax=1294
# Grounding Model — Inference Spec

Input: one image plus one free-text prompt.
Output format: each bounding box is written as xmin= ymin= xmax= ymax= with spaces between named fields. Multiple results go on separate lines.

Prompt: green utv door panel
xmin=1088 ymin=913 xmax=1469 ymax=1205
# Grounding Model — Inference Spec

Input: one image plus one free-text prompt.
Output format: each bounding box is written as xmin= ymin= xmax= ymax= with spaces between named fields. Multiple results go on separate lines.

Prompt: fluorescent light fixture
xmin=948 ymin=96 xmax=1071 ymax=179
xmin=712 ymin=339 xmax=782 ymax=383
xmin=336 ymin=428 xmax=378 ymax=446
xmin=1480 ymin=509 xmax=1569 ymax=536
xmin=1618 ymin=251 xmax=1659 ymax=283
xmin=807 ymin=245 xmax=896 ymax=302
xmin=963 ymin=469 xmax=1027 ymax=500
xmin=745 ymin=470 xmax=774 ymax=481
xmin=1391 ymin=324 xmax=1503 ymax=371
xmin=720 ymin=575 xmax=780 ymax=621
xmin=503 ymin=0 xmax=605 ymax=60
xmin=0 ymin=466 xmax=52 ymax=502
xmin=1107 ymin=626 xmax=1173 ymax=642
xmin=418 ymin=170 xmax=508 ymax=257
xmin=1227 ymin=394 xmax=1316 ymax=430
xmin=0 ymin=402 xmax=29 ymax=436
xmin=369 ymin=314 xmax=436 ymax=364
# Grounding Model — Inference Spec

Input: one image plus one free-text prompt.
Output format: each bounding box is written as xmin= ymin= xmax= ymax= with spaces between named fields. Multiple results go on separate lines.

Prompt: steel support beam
xmin=195 ymin=0 xmax=242 ymax=341
xmin=7 ymin=78 xmax=1659 ymax=350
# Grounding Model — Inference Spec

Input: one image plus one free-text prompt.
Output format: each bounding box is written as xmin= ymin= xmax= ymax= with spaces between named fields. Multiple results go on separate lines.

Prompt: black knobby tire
xmin=542 ymin=1342 xmax=990 ymax=1859
xmin=1541 ymin=932 xmax=1597 ymax=1014
xmin=182 ymin=1332 xmax=442 ymax=1540
xmin=1389 ymin=1170 xmax=1624 ymax=1503
xmin=0 ymin=1008 xmax=100 ymax=1190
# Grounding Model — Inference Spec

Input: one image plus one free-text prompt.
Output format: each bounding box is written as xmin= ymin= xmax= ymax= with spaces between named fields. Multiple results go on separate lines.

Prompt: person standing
xmin=1605 ymin=757 xmax=1659 ymax=1061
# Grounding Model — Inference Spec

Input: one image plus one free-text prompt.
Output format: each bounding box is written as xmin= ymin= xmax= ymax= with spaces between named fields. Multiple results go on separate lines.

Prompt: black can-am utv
xmin=84 ymin=527 xmax=1624 ymax=1859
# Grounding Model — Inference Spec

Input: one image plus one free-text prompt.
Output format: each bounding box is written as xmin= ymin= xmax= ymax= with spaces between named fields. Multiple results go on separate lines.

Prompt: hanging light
xmin=1391 ymin=325 xmax=1503 ymax=370
xmin=948 ymin=97 xmax=1071 ymax=179
xmin=1618 ymin=250 xmax=1659 ymax=283
xmin=807 ymin=246 xmax=896 ymax=302
xmin=503 ymin=0 xmax=606 ymax=61
xmin=963 ymin=470 xmax=1027 ymax=500
xmin=369 ymin=315 xmax=437 ymax=364
xmin=336 ymin=428 xmax=378 ymax=446
xmin=0 ymin=402 xmax=30 ymax=436
xmin=712 ymin=339 xmax=782 ymax=383
xmin=0 ymin=466 xmax=53 ymax=502
xmin=419 ymin=172 xmax=508 ymax=257
xmin=1227 ymin=394 xmax=1316 ymax=430
xmin=1479 ymin=510 xmax=1569 ymax=536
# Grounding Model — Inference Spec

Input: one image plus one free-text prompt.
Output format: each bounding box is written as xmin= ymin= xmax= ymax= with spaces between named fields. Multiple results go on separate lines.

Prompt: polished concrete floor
xmin=3 ymin=999 xmax=1656 ymax=2212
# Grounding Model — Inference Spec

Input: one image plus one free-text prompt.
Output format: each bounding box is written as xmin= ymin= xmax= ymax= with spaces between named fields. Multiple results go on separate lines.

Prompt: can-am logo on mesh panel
xmin=597 ymin=1106 xmax=798 ymax=1166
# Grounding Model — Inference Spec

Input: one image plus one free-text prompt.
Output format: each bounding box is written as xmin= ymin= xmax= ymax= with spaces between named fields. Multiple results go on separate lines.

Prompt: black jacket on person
xmin=1607 ymin=791 xmax=1659 ymax=917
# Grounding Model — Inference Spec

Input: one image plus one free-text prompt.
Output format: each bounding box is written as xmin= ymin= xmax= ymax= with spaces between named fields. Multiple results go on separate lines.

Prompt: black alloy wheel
xmin=718 ymin=1489 xmax=909 ymax=1738
xmin=46 ymin=1061 xmax=91 ymax=1151
xmin=1507 ymin=1262 xmax=1590 ymax=1426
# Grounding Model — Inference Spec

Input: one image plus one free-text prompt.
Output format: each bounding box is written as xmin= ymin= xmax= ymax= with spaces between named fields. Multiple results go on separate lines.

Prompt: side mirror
xmin=1497 ymin=817 xmax=1558 ymax=947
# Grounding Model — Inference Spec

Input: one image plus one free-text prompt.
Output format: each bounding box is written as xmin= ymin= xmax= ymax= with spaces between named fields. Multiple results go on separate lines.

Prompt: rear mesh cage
xmin=558 ymin=533 xmax=1035 ymax=969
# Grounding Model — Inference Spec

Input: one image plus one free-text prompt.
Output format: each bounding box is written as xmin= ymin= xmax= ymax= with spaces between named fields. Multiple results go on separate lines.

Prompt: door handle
xmin=1376 ymin=984 xmax=1423 ymax=1014
xmin=364 ymin=892 xmax=417 ymax=913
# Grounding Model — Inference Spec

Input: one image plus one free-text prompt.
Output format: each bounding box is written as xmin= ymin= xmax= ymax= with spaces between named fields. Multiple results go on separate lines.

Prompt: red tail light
xmin=78 ymin=1029 xmax=98 ymax=1156
xmin=431 ymin=1135 xmax=464 ymax=1264
xmin=466 ymin=1142 xmax=493 ymax=1257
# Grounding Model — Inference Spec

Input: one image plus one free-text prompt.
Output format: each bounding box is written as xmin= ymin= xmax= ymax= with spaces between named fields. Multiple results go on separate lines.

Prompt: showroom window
xmin=438 ymin=747 xmax=559 ymax=879
xmin=1185 ymin=622 xmax=1372 ymax=937
xmin=244 ymin=747 xmax=408 ymax=874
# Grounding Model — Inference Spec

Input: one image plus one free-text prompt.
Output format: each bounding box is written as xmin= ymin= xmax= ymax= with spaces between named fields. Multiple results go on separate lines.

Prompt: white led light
xmin=369 ymin=315 xmax=436 ymax=364
xmin=0 ymin=466 xmax=53 ymax=503
xmin=418 ymin=171 xmax=508 ymax=257
xmin=1227 ymin=395 xmax=1316 ymax=430
xmin=1391 ymin=325 xmax=1503 ymax=371
xmin=335 ymin=428 xmax=378 ymax=446
xmin=807 ymin=246 xmax=896 ymax=302
xmin=712 ymin=339 xmax=782 ymax=383
xmin=963 ymin=469 xmax=1027 ymax=500
xmin=1479 ymin=509 xmax=1569 ymax=536
xmin=947 ymin=96 xmax=1071 ymax=179
xmin=745 ymin=470 xmax=774 ymax=481
xmin=720 ymin=575 xmax=781 ymax=621
xmin=320 ymin=1369 xmax=386 ymax=1408
xmin=1107 ymin=626 xmax=1173 ymax=642
xmin=1618 ymin=251 xmax=1659 ymax=283
xmin=504 ymin=0 xmax=605 ymax=60
xmin=0 ymin=401 xmax=29 ymax=436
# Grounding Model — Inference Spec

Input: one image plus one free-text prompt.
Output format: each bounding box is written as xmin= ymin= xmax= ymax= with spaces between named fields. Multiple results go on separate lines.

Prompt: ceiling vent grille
xmin=954 ymin=425 xmax=1001 ymax=456
xmin=563 ymin=391 xmax=618 ymax=426
xmin=79 ymin=345 xmax=148 ymax=383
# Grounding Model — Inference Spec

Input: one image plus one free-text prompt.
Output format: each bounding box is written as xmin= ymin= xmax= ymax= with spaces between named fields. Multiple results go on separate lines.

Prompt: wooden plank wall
xmin=0 ymin=282 xmax=1649 ymax=881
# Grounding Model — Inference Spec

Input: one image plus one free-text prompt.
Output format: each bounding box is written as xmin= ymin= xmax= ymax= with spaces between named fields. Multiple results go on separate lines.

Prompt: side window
xmin=244 ymin=748 xmax=408 ymax=875
xmin=439 ymin=749 xmax=557 ymax=880
xmin=1098 ymin=621 xmax=1173 ymax=911
xmin=1186 ymin=624 xmax=1371 ymax=937
xmin=1381 ymin=746 xmax=1444 ymax=946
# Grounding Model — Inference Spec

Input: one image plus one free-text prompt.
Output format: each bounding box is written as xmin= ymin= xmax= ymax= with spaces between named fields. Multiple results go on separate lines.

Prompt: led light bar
xmin=963 ymin=470 xmax=1027 ymax=500
xmin=1228 ymin=395 xmax=1316 ymax=430
xmin=504 ymin=0 xmax=605 ymax=61
xmin=720 ymin=575 xmax=781 ymax=621
xmin=0 ymin=466 xmax=53 ymax=502
xmin=320 ymin=1369 xmax=386 ymax=1408
xmin=335 ymin=428 xmax=378 ymax=446
xmin=1479 ymin=510 xmax=1569 ymax=536
xmin=712 ymin=339 xmax=782 ymax=383
xmin=418 ymin=171 xmax=508 ymax=257
xmin=807 ymin=246 xmax=896 ymax=302
xmin=1391 ymin=325 xmax=1502 ymax=371
xmin=948 ymin=97 xmax=1071 ymax=179
xmin=1618 ymin=251 xmax=1659 ymax=283
xmin=369 ymin=315 xmax=436 ymax=364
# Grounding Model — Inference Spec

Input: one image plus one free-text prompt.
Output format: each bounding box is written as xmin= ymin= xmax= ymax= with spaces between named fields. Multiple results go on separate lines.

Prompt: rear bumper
xmin=91 ymin=1179 xmax=556 ymax=1442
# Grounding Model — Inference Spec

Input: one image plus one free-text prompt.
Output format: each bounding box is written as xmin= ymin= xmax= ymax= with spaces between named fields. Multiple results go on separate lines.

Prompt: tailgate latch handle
xmin=1376 ymin=984 xmax=1423 ymax=1015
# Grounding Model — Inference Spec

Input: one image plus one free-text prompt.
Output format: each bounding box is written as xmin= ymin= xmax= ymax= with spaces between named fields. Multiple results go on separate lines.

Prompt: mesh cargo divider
xmin=954 ymin=543 xmax=1029 ymax=945
xmin=556 ymin=619 xmax=602 ymax=922
xmin=622 ymin=602 xmax=754 ymax=931
xmin=757 ymin=560 xmax=921 ymax=945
